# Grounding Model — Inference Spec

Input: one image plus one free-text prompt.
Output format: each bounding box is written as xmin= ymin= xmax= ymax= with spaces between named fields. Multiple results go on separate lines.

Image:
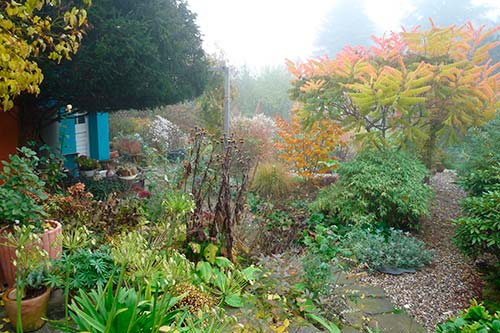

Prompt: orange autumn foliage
xmin=274 ymin=111 xmax=345 ymax=179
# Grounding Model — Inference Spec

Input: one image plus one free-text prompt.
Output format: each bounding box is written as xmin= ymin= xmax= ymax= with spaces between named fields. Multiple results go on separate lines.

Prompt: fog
xmin=187 ymin=0 xmax=500 ymax=70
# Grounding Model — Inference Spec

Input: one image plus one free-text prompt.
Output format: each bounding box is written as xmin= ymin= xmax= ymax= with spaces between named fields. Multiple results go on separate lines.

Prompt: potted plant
xmin=0 ymin=148 xmax=62 ymax=287
xmin=116 ymin=163 xmax=138 ymax=180
xmin=2 ymin=225 xmax=51 ymax=332
xmin=75 ymin=155 xmax=99 ymax=177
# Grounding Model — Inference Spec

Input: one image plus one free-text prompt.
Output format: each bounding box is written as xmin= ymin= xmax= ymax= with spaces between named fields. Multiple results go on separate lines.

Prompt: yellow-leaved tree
xmin=288 ymin=21 xmax=500 ymax=168
xmin=0 ymin=0 xmax=90 ymax=111
xmin=275 ymin=109 xmax=345 ymax=179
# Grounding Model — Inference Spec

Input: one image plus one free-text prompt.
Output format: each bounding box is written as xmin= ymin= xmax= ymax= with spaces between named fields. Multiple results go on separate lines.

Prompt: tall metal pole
xmin=223 ymin=65 xmax=230 ymax=146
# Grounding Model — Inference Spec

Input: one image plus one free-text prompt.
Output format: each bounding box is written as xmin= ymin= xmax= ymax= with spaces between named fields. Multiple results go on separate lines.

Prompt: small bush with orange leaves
xmin=274 ymin=111 xmax=344 ymax=179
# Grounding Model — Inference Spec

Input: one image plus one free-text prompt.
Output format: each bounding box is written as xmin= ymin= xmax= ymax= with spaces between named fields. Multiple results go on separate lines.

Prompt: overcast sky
xmin=186 ymin=0 xmax=500 ymax=70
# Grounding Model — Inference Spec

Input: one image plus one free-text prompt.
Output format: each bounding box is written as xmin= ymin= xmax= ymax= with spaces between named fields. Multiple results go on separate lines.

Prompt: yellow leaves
xmin=0 ymin=0 xmax=89 ymax=110
xmin=275 ymin=111 xmax=344 ymax=180
xmin=299 ymin=79 xmax=326 ymax=93
xmin=269 ymin=319 xmax=290 ymax=333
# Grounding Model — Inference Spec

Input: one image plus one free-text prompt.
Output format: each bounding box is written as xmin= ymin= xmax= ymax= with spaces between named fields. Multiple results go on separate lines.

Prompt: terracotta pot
xmin=0 ymin=220 xmax=62 ymax=287
xmin=3 ymin=287 xmax=51 ymax=332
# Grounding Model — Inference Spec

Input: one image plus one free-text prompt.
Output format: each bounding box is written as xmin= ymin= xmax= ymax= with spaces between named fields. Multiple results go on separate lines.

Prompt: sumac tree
xmin=288 ymin=21 xmax=500 ymax=168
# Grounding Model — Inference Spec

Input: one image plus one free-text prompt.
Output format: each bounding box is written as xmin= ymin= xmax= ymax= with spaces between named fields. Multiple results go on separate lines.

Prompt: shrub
xmin=148 ymin=115 xmax=187 ymax=153
xmin=313 ymin=149 xmax=433 ymax=229
xmin=251 ymin=162 xmax=295 ymax=201
xmin=80 ymin=177 xmax=128 ymax=201
xmin=344 ymin=227 xmax=434 ymax=271
xmin=231 ymin=114 xmax=276 ymax=165
xmin=275 ymin=110 xmax=344 ymax=179
xmin=453 ymin=117 xmax=500 ymax=196
xmin=454 ymin=189 xmax=500 ymax=260
xmin=436 ymin=301 xmax=500 ymax=333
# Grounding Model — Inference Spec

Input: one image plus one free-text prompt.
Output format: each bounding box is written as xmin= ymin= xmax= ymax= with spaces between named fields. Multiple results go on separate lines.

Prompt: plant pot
xmin=0 ymin=220 xmax=62 ymax=287
xmin=3 ymin=287 xmax=51 ymax=332
xmin=118 ymin=174 xmax=138 ymax=180
xmin=80 ymin=169 xmax=96 ymax=177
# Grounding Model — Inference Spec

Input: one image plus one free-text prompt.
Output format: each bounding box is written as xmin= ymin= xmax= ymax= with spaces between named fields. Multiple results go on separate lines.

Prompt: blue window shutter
xmin=88 ymin=111 xmax=110 ymax=160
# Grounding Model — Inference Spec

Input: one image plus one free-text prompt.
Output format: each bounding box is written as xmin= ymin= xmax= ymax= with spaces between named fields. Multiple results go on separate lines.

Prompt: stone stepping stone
xmin=342 ymin=310 xmax=365 ymax=328
xmin=335 ymin=272 xmax=362 ymax=287
xmin=348 ymin=297 xmax=395 ymax=315
xmin=338 ymin=285 xmax=386 ymax=299
xmin=368 ymin=313 xmax=427 ymax=333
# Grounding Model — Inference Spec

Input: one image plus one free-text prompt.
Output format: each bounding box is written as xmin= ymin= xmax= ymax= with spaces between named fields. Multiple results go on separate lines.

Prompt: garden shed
xmin=57 ymin=108 xmax=110 ymax=170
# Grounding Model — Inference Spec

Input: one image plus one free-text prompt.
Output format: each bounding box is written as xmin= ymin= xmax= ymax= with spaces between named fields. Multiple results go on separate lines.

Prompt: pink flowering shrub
xmin=231 ymin=114 xmax=276 ymax=164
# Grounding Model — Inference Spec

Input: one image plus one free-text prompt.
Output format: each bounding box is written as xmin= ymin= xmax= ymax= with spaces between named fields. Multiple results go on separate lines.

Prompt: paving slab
xmin=348 ymin=297 xmax=395 ymax=315
xmin=338 ymin=285 xmax=386 ymax=299
xmin=343 ymin=310 xmax=365 ymax=327
xmin=368 ymin=313 xmax=427 ymax=333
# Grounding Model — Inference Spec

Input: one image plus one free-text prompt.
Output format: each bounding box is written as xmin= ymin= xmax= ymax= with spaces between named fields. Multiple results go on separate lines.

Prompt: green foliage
xmin=75 ymin=155 xmax=99 ymax=171
xmin=239 ymin=254 xmax=340 ymax=331
xmin=25 ymin=266 xmax=47 ymax=292
xmin=301 ymin=253 xmax=337 ymax=295
xmin=451 ymin=116 xmax=500 ymax=263
xmin=194 ymin=258 xmax=257 ymax=308
xmin=303 ymin=223 xmax=344 ymax=264
xmin=0 ymin=147 xmax=48 ymax=230
xmin=62 ymin=279 xmax=182 ymax=333
xmin=454 ymin=189 xmax=500 ymax=260
xmin=245 ymin=196 xmax=307 ymax=255
xmin=41 ymin=0 xmax=208 ymax=111
xmin=28 ymin=143 xmax=67 ymax=192
xmin=343 ymin=227 xmax=434 ymax=271
xmin=80 ymin=177 xmax=128 ymax=201
xmin=251 ymin=162 xmax=295 ymax=201
xmin=453 ymin=117 xmax=500 ymax=196
xmin=313 ymin=150 xmax=432 ymax=229
xmin=437 ymin=301 xmax=500 ymax=333
xmin=301 ymin=223 xmax=349 ymax=294
xmin=46 ymin=247 xmax=116 ymax=291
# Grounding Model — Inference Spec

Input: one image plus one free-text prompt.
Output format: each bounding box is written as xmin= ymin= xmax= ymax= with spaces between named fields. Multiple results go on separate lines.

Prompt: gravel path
xmin=360 ymin=170 xmax=483 ymax=332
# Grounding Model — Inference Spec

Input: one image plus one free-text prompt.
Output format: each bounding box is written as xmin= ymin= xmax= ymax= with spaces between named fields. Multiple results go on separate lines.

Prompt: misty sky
xmin=187 ymin=0 xmax=500 ymax=70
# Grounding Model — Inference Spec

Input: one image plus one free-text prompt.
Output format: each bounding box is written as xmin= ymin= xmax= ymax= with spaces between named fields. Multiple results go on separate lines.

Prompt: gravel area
xmin=360 ymin=170 xmax=483 ymax=332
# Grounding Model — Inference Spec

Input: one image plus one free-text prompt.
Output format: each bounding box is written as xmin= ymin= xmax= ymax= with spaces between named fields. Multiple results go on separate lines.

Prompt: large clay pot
xmin=0 ymin=220 xmax=62 ymax=287
xmin=3 ymin=287 xmax=51 ymax=332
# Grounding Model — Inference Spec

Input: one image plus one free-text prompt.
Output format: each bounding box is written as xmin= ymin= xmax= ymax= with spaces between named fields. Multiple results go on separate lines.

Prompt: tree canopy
xmin=0 ymin=0 xmax=90 ymax=111
xmin=40 ymin=0 xmax=209 ymax=111
xmin=288 ymin=22 xmax=500 ymax=168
